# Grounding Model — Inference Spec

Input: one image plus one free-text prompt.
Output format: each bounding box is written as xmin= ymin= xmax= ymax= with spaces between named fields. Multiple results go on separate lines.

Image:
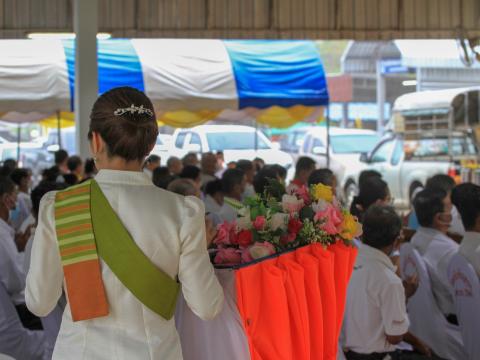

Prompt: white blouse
xmin=25 ymin=170 xmax=224 ymax=360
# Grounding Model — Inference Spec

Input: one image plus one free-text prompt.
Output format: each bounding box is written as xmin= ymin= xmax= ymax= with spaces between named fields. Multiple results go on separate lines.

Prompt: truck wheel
xmin=344 ymin=181 xmax=358 ymax=208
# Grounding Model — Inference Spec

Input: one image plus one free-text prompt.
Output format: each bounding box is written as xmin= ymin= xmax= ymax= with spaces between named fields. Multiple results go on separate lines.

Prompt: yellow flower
xmin=341 ymin=213 xmax=362 ymax=241
xmin=311 ymin=183 xmax=333 ymax=203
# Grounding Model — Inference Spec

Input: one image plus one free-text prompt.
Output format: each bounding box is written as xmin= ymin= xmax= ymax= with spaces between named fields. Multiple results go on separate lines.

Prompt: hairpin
xmin=114 ymin=104 xmax=154 ymax=117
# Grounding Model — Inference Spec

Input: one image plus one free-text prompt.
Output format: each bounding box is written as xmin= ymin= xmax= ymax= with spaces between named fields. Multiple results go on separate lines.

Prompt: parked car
xmin=170 ymin=125 xmax=294 ymax=169
xmin=279 ymin=126 xmax=311 ymax=161
xmin=346 ymin=87 xmax=480 ymax=209
xmin=298 ymin=127 xmax=380 ymax=200
xmin=43 ymin=127 xmax=76 ymax=155
xmin=150 ymin=134 xmax=173 ymax=161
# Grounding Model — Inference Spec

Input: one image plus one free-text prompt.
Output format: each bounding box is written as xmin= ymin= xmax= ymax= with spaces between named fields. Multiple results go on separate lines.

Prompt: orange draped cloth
xmin=234 ymin=243 xmax=357 ymax=360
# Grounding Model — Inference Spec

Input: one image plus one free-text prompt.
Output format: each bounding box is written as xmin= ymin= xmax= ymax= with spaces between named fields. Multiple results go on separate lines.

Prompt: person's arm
xmin=404 ymin=331 xmax=432 ymax=357
xmin=380 ymin=280 xmax=410 ymax=346
xmin=25 ymin=192 xmax=64 ymax=317
xmin=178 ymin=196 xmax=224 ymax=320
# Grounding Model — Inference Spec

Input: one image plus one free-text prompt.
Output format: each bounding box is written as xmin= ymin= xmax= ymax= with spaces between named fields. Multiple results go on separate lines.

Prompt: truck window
xmin=371 ymin=140 xmax=395 ymax=163
xmin=302 ymin=135 xmax=312 ymax=153
xmin=391 ymin=140 xmax=403 ymax=166
xmin=175 ymin=132 xmax=187 ymax=149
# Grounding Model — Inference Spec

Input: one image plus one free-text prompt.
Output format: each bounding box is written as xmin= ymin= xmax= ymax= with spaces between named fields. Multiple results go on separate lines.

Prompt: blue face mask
xmin=9 ymin=205 xmax=20 ymax=224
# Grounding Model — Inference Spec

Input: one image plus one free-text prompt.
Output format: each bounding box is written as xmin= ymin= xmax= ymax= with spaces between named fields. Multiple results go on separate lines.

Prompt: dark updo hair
xmin=89 ymin=87 xmax=158 ymax=162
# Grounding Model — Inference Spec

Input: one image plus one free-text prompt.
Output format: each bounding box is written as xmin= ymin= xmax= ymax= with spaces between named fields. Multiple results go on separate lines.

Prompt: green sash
xmin=90 ymin=180 xmax=180 ymax=320
xmin=55 ymin=180 xmax=179 ymax=321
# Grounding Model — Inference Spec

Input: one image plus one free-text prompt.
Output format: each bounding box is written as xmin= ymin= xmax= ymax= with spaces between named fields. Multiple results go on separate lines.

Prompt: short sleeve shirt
xmin=344 ymin=243 xmax=409 ymax=354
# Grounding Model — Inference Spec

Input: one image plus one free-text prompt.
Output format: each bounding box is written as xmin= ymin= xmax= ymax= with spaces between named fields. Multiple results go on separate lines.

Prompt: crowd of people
xmin=0 ymin=86 xmax=479 ymax=360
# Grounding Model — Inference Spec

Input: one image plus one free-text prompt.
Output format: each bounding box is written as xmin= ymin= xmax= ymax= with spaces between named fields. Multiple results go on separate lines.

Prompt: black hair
xmin=452 ymin=183 xmax=480 ymax=230
xmin=358 ymin=170 xmax=382 ymax=189
xmin=10 ymin=168 xmax=29 ymax=187
xmin=67 ymin=156 xmax=83 ymax=172
xmin=31 ymin=182 xmax=67 ymax=217
xmin=63 ymin=174 xmax=78 ymax=186
xmin=350 ymin=177 xmax=389 ymax=220
xmin=180 ymin=165 xmax=201 ymax=182
xmin=270 ymin=164 xmax=287 ymax=180
xmin=222 ymin=168 xmax=245 ymax=194
xmin=84 ymin=158 xmax=96 ymax=176
xmin=55 ymin=150 xmax=69 ymax=165
xmin=413 ymin=188 xmax=448 ymax=227
xmin=182 ymin=153 xmax=198 ymax=166
xmin=362 ymin=205 xmax=402 ymax=249
xmin=236 ymin=160 xmax=254 ymax=173
xmin=145 ymin=154 xmax=161 ymax=165
xmin=425 ymin=174 xmax=455 ymax=194
xmin=42 ymin=166 xmax=61 ymax=183
xmin=152 ymin=166 xmax=175 ymax=189
xmin=308 ymin=168 xmax=334 ymax=187
xmin=295 ymin=156 xmax=316 ymax=174
xmin=89 ymin=87 xmax=158 ymax=162
xmin=167 ymin=157 xmax=181 ymax=168
xmin=0 ymin=176 xmax=15 ymax=197
xmin=253 ymin=165 xmax=279 ymax=194
xmin=205 ymin=179 xmax=223 ymax=197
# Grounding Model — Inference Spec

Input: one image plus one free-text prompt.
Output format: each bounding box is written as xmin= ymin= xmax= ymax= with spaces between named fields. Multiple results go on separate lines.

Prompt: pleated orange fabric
xmin=328 ymin=242 xmax=351 ymax=341
xmin=277 ymin=253 xmax=310 ymax=360
xmin=296 ymin=247 xmax=324 ymax=359
xmin=310 ymin=245 xmax=337 ymax=360
xmin=235 ymin=258 xmax=293 ymax=360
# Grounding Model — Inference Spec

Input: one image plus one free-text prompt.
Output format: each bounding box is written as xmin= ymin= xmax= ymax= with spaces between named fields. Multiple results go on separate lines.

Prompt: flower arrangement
xmin=212 ymin=179 xmax=362 ymax=266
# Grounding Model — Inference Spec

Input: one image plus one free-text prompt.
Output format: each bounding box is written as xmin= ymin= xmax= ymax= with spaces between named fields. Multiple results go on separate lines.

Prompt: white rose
xmin=236 ymin=216 xmax=251 ymax=231
xmin=270 ymin=213 xmax=289 ymax=231
xmin=281 ymin=194 xmax=304 ymax=213
xmin=238 ymin=207 xmax=250 ymax=218
xmin=312 ymin=199 xmax=329 ymax=213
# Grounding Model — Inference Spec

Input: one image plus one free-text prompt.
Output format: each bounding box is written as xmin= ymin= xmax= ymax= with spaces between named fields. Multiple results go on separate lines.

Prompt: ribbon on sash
xmin=55 ymin=180 xmax=179 ymax=322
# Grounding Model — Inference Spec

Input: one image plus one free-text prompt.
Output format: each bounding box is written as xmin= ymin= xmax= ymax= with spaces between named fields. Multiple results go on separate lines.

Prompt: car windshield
xmin=156 ymin=137 xmax=163 ymax=145
xmin=206 ymin=132 xmax=270 ymax=151
xmin=405 ymin=137 xmax=477 ymax=158
xmin=330 ymin=134 xmax=380 ymax=154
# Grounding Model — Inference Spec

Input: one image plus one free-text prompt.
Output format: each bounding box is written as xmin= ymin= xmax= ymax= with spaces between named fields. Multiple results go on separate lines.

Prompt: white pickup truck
xmin=343 ymin=87 xmax=480 ymax=208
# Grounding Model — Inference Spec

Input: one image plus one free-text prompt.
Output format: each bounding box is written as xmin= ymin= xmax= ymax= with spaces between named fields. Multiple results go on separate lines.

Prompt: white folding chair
xmin=448 ymin=253 xmax=480 ymax=360
xmin=399 ymin=243 xmax=467 ymax=360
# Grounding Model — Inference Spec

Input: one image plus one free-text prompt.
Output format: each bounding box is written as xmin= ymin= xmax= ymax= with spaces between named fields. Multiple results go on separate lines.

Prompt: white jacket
xmin=25 ymin=170 xmax=224 ymax=360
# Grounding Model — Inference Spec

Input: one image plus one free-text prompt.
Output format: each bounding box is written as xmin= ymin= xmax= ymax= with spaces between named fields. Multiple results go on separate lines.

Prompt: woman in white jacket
xmin=25 ymin=86 xmax=224 ymax=360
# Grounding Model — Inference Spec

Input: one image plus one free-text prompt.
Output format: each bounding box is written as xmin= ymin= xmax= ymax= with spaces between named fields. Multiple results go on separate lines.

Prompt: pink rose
xmin=214 ymin=222 xmax=231 ymax=246
xmin=314 ymin=204 xmax=343 ymax=235
xmin=241 ymin=248 xmax=254 ymax=263
xmin=253 ymin=216 xmax=266 ymax=231
xmin=249 ymin=242 xmax=276 ymax=260
xmin=214 ymin=247 xmax=242 ymax=265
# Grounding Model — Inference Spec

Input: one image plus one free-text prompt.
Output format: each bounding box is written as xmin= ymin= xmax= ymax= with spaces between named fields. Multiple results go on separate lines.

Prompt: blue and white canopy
xmin=0 ymin=39 xmax=329 ymax=128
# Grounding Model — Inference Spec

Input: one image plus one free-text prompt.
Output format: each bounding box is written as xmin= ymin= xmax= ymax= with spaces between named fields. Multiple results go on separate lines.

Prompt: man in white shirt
xmin=219 ymin=169 xmax=246 ymax=222
xmin=452 ymin=183 xmax=480 ymax=277
xmin=344 ymin=205 xmax=430 ymax=360
xmin=411 ymin=188 xmax=458 ymax=318
xmin=0 ymin=176 xmax=40 ymax=330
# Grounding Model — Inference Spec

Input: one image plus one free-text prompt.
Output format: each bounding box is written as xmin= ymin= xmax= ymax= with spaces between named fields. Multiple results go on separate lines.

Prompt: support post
xmin=74 ymin=0 xmax=98 ymax=157
xmin=376 ymin=60 xmax=386 ymax=134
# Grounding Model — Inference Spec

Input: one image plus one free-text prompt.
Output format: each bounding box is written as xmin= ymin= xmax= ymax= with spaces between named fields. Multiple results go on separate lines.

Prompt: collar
xmin=0 ymin=217 xmax=14 ymax=238
xmin=94 ymin=169 xmax=152 ymax=186
xmin=291 ymin=179 xmax=305 ymax=187
xmin=359 ymin=243 xmax=397 ymax=272
xmin=417 ymin=226 xmax=444 ymax=238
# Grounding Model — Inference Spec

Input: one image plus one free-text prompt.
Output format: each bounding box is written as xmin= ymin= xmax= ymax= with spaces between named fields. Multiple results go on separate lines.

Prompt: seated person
xmin=411 ymin=188 xmax=458 ymax=318
xmin=219 ymin=169 xmax=246 ymax=222
xmin=0 ymin=282 xmax=46 ymax=360
xmin=344 ymin=205 xmax=431 ymax=360
xmin=408 ymin=175 xmax=464 ymax=236
xmin=452 ymin=183 xmax=480 ymax=276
